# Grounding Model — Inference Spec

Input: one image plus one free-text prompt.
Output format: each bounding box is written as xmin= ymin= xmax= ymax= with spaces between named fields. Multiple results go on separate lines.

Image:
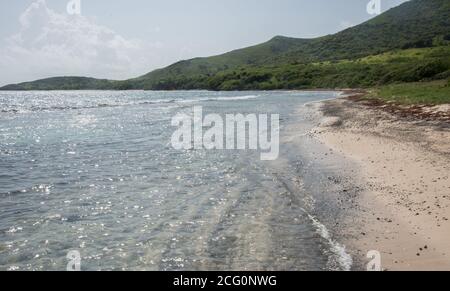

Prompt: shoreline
xmin=305 ymin=97 xmax=450 ymax=270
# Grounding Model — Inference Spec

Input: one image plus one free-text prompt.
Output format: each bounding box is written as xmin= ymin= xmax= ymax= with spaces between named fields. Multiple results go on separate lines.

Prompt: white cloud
xmin=0 ymin=0 xmax=162 ymax=85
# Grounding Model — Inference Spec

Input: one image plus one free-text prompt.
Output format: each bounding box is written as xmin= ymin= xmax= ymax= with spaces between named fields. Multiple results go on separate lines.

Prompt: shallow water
xmin=0 ymin=90 xmax=349 ymax=271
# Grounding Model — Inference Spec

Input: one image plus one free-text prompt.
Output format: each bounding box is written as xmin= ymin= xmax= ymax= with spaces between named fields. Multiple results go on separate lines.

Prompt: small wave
xmin=6 ymin=226 xmax=23 ymax=234
xmin=177 ymin=94 xmax=260 ymax=103
xmin=212 ymin=95 xmax=260 ymax=101
xmin=272 ymin=171 xmax=352 ymax=271
xmin=1 ymin=95 xmax=260 ymax=114
xmin=308 ymin=214 xmax=353 ymax=271
xmin=2 ymin=184 xmax=53 ymax=197
xmin=1 ymin=108 xmax=26 ymax=114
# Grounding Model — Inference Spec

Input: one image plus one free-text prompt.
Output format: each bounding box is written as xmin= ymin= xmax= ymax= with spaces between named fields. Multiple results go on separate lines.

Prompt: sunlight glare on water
xmin=0 ymin=90 xmax=345 ymax=271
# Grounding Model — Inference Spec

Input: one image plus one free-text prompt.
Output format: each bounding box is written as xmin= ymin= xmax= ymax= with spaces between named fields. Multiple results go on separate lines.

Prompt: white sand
xmin=311 ymin=98 xmax=450 ymax=271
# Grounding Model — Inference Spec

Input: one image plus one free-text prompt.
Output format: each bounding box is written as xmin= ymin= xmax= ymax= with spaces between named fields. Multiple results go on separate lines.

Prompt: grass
xmin=367 ymin=80 xmax=450 ymax=105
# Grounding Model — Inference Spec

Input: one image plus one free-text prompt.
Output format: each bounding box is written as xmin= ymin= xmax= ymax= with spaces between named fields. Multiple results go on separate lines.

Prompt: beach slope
xmin=310 ymin=97 xmax=450 ymax=271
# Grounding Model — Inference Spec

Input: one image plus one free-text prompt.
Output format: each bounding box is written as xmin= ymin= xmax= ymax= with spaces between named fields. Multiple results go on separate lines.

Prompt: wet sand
xmin=306 ymin=97 xmax=450 ymax=271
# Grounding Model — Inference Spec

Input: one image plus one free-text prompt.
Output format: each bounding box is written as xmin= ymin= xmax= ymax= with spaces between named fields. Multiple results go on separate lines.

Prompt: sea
xmin=0 ymin=90 xmax=353 ymax=271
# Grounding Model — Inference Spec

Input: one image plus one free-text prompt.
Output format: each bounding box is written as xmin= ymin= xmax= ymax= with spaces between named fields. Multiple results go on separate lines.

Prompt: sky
xmin=0 ymin=0 xmax=409 ymax=86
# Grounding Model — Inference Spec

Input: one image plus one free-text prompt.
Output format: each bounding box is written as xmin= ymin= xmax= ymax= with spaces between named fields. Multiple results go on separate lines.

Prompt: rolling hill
xmin=0 ymin=77 xmax=115 ymax=91
xmin=1 ymin=0 xmax=449 ymax=91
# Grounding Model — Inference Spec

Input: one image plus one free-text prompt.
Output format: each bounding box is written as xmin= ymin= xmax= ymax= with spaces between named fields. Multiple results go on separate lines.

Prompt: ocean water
xmin=0 ymin=90 xmax=350 ymax=271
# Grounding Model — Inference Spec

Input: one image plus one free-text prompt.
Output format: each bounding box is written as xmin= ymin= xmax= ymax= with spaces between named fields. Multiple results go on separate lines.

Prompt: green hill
xmin=274 ymin=0 xmax=450 ymax=62
xmin=201 ymin=46 xmax=450 ymax=90
xmin=1 ymin=0 xmax=449 ymax=91
xmin=126 ymin=36 xmax=310 ymax=89
xmin=0 ymin=77 xmax=115 ymax=90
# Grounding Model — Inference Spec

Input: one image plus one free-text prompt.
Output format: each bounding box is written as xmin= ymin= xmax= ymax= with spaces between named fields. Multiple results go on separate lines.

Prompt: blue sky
xmin=0 ymin=0 xmax=409 ymax=85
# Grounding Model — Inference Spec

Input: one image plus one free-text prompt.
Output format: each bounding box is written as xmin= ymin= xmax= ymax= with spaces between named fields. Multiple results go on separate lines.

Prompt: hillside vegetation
xmin=0 ymin=77 xmax=115 ymax=91
xmin=367 ymin=80 xmax=450 ymax=105
xmin=1 ymin=0 xmax=449 ymax=95
xmin=135 ymin=46 xmax=450 ymax=90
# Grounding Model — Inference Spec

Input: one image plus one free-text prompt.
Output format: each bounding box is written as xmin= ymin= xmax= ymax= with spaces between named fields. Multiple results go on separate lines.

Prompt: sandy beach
xmin=308 ymin=96 xmax=450 ymax=271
